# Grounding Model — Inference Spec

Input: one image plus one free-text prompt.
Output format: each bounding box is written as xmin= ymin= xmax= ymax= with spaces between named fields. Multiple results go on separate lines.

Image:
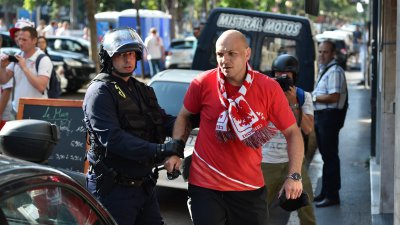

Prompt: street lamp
xmin=132 ymin=0 xmax=145 ymax=79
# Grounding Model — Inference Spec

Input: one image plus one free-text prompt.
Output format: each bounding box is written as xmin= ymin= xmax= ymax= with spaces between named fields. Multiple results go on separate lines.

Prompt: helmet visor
xmin=102 ymin=28 xmax=145 ymax=57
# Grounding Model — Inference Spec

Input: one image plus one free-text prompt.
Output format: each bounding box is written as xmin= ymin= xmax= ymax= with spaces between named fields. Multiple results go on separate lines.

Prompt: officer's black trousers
xmin=87 ymin=172 xmax=163 ymax=225
xmin=314 ymin=109 xmax=343 ymax=200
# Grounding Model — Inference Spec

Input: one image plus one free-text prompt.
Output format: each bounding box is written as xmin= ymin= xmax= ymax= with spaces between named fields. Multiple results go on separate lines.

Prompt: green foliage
xmin=218 ymin=0 xmax=255 ymax=9
xmin=0 ymin=0 xmax=24 ymax=9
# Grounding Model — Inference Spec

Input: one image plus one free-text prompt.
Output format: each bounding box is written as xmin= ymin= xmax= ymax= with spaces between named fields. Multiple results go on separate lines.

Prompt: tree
xmin=219 ymin=0 xmax=255 ymax=9
xmin=85 ymin=0 xmax=99 ymax=73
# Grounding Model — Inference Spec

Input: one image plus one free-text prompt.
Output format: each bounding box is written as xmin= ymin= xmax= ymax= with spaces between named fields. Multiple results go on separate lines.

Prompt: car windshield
xmin=170 ymin=40 xmax=194 ymax=50
xmin=150 ymin=81 xmax=189 ymax=116
xmin=47 ymin=38 xmax=89 ymax=56
xmin=0 ymin=185 xmax=105 ymax=225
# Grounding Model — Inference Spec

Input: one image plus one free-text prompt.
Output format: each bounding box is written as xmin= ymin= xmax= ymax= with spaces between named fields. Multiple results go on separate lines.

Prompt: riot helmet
xmin=99 ymin=27 xmax=145 ymax=75
xmin=271 ymin=54 xmax=299 ymax=83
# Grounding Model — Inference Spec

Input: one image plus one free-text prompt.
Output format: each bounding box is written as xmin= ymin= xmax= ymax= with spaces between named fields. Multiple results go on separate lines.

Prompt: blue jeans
xmin=149 ymin=59 xmax=163 ymax=77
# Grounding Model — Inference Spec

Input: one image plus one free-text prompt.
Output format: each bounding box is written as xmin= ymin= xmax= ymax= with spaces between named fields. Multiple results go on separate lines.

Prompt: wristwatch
xmin=312 ymin=95 xmax=317 ymax=103
xmin=287 ymin=172 xmax=302 ymax=181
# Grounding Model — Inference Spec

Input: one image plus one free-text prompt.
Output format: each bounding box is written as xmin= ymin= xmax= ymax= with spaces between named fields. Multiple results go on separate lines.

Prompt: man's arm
xmin=15 ymin=55 xmax=50 ymax=93
xmin=173 ymin=106 xmax=195 ymax=142
xmin=0 ymin=56 xmax=14 ymax=84
xmin=164 ymin=106 xmax=195 ymax=172
xmin=0 ymin=87 xmax=11 ymax=120
xmin=298 ymin=93 xmax=314 ymax=135
xmin=300 ymin=111 xmax=314 ymax=135
xmin=314 ymin=93 xmax=340 ymax=104
xmin=286 ymin=87 xmax=314 ymax=135
xmin=280 ymin=123 xmax=304 ymax=199
xmin=291 ymin=106 xmax=314 ymax=135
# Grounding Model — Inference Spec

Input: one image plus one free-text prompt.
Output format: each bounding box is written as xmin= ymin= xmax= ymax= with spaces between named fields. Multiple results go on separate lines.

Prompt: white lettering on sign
xmin=216 ymin=13 xmax=302 ymax=37
xmin=263 ymin=19 xmax=301 ymax=36
xmin=217 ymin=13 xmax=263 ymax=32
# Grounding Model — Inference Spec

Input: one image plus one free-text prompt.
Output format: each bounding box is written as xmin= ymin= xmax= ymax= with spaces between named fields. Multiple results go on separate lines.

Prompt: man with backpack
xmin=312 ymin=40 xmax=348 ymax=208
xmin=262 ymin=54 xmax=316 ymax=225
xmin=0 ymin=26 xmax=53 ymax=114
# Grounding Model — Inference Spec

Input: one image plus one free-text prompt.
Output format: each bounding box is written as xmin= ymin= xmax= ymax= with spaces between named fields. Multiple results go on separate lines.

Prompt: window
xmin=259 ymin=37 xmax=296 ymax=74
xmin=0 ymin=185 xmax=105 ymax=225
xmin=48 ymin=38 xmax=89 ymax=56
xmin=150 ymin=81 xmax=189 ymax=116
xmin=170 ymin=40 xmax=195 ymax=50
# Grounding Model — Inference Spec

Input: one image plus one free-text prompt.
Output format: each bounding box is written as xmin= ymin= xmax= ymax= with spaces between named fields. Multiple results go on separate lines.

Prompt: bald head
xmin=216 ymin=30 xmax=249 ymax=49
xmin=215 ymin=30 xmax=251 ymax=85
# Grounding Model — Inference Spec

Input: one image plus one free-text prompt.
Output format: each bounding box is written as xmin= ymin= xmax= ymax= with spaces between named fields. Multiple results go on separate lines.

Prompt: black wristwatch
xmin=287 ymin=172 xmax=302 ymax=181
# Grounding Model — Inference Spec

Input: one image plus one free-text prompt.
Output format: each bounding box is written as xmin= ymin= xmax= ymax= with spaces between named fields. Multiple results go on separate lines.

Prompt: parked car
xmin=46 ymin=36 xmax=96 ymax=93
xmin=0 ymin=119 xmax=117 ymax=225
xmin=0 ymin=31 xmax=18 ymax=48
xmin=148 ymin=69 xmax=202 ymax=189
xmin=165 ymin=36 xmax=197 ymax=69
xmin=315 ymin=31 xmax=349 ymax=70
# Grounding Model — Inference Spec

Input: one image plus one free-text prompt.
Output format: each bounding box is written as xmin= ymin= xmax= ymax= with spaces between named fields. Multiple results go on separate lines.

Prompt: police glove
xmin=156 ymin=139 xmax=185 ymax=161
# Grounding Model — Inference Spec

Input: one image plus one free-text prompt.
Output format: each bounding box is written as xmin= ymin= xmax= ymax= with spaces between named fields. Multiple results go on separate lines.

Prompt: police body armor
xmin=93 ymin=73 xmax=166 ymax=143
xmin=87 ymin=73 xmax=166 ymax=179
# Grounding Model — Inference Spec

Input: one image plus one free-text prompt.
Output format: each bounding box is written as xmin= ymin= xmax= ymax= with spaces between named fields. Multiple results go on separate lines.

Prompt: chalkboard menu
xmin=17 ymin=98 xmax=87 ymax=172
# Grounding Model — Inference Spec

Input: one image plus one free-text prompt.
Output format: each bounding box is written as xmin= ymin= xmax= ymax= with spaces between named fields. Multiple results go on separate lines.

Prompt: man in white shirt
xmin=43 ymin=21 xmax=58 ymax=37
xmin=0 ymin=26 xmax=52 ymax=114
xmin=312 ymin=40 xmax=348 ymax=208
xmin=144 ymin=27 xmax=165 ymax=77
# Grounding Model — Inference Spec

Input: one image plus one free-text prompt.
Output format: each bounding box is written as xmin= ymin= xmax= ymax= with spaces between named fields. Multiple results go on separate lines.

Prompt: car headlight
xmin=64 ymin=58 xmax=83 ymax=67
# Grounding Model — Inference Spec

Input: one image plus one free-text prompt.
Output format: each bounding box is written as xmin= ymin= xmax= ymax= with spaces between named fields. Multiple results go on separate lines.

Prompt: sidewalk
xmin=289 ymin=70 xmax=372 ymax=225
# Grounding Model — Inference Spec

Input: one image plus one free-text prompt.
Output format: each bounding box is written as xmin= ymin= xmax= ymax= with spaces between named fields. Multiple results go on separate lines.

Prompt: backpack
xmin=36 ymin=54 xmax=62 ymax=98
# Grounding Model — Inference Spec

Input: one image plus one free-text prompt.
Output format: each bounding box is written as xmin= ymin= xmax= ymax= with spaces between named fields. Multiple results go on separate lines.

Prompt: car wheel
xmin=66 ymin=79 xmax=83 ymax=93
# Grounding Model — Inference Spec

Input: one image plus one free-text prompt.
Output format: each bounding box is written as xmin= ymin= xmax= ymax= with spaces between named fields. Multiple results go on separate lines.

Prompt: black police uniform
xmin=83 ymin=73 xmax=175 ymax=225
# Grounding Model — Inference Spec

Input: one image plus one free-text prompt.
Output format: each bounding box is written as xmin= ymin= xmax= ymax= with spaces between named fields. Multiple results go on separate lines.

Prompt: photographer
xmin=262 ymin=54 xmax=316 ymax=225
xmin=0 ymin=25 xmax=52 ymax=116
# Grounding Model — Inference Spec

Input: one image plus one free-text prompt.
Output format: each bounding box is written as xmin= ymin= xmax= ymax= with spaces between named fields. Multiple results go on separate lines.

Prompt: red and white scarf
xmin=215 ymin=63 xmax=277 ymax=149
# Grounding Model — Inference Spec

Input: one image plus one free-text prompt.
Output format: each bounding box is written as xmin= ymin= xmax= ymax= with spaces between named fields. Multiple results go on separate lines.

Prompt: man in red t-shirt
xmin=165 ymin=30 xmax=304 ymax=225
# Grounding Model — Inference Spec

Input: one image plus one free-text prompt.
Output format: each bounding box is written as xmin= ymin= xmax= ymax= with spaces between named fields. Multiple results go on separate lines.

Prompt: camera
xmin=275 ymin=75 xmax=294 ymax=92
xmin=8 ymin=55 xmax=19 ymax=63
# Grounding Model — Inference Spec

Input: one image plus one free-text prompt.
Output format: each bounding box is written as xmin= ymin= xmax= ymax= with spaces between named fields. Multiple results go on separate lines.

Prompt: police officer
xmin=83 ymin=27 xmax=184 ymax=225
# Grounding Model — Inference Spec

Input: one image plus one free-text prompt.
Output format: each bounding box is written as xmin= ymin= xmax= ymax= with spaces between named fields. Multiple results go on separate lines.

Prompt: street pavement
xmin=288 ymin=70 xmax=372 ymax=225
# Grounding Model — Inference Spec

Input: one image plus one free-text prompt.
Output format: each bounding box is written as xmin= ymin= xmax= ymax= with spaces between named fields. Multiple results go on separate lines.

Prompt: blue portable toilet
xmin=95 ymin=9 xmax=171 ymax=77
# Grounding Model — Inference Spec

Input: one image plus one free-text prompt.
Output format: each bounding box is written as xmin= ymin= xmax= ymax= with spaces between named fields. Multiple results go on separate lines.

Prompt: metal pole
xmin=370 ymin=0 xmax=378 ymax=157
xmin=134 ymin=0 xmax=146 ymax=79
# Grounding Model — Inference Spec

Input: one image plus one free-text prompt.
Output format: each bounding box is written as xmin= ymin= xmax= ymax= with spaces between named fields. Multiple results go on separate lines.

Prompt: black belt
xmin=315 ymin=108 xmax=340 ymax=114
xmin=89 ymin=165 xmax=148 ymax=187
xmin=115 ymin=175 xmax=146 ymax=187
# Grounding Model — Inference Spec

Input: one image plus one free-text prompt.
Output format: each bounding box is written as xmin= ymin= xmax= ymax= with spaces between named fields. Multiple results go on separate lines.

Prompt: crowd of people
xmin=81 ymin=25 xmax=349 ymax=225
xmin=0 ymin=15 xmax=351 ymax=224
